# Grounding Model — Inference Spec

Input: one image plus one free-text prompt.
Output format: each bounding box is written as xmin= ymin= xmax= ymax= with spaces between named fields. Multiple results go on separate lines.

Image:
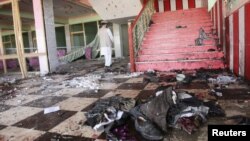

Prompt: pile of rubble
xmin=84 ymin=69 xmax=245 ymax=140
xmin=63 ymin=74 xmax=101 ymax=90
xmin=84 ymin=85 xmax=225 ymax=140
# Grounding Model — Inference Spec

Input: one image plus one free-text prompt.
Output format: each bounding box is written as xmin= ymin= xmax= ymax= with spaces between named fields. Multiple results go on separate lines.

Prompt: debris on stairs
xmin=136 ymin=8 xmax=225 ymax=72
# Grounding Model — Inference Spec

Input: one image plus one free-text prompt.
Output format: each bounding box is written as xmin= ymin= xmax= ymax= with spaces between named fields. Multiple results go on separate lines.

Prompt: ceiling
xmin=0 ymin=0 xmax=95 ymax=30
xmin=17 ymin=0 xmax=94 ymax=18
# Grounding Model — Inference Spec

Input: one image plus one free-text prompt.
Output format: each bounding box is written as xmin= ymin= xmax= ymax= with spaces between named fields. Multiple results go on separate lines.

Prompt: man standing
xmin=98 ymin=20 xmax=114 ymax=71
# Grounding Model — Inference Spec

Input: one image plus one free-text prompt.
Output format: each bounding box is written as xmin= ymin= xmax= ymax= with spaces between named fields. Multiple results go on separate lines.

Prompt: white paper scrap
xmin=44 ymin=106 xmax=60 ymax=114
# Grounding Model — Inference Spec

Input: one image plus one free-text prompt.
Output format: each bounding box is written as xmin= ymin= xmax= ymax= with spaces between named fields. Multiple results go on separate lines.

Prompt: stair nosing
xmin=136 ymin=59 xmax=223 ymax=64
xmin=137 ymin=51 xmax=223 ymax=56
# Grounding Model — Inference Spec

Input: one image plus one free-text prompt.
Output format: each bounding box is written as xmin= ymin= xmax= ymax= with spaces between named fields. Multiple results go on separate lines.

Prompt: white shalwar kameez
xmin=99 ymin=26 xmax=114 ymax=67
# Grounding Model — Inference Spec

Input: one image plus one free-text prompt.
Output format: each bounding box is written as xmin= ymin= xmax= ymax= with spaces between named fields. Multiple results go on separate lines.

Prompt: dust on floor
xmin=0 ymin=58 xmax=250 ymax=141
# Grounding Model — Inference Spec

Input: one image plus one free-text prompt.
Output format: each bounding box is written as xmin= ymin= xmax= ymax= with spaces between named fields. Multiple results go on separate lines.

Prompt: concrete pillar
xmin=28 ymin=31 xmax=34 ymax=52
xmin=0 ymin=28 xmax=7 ymax=73
xmin=64 ymin=25 xmax=72 ymax=53
xmin=113 ymin=23 xmax=123 ymax=58
xmin=32 ymin=0 xmax=49 ymax=75
xmin=42 ymin=0 xmax=59 ymax=72
xmin=158 ymin=0 xmax=164 ymax=12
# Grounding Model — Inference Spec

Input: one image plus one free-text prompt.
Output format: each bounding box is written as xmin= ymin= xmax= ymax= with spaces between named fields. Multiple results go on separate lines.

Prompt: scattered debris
xmin=0 ymin=82 xmax=17 ymax=99
xmin=63 ymin=74 xmax=101 ymax=90
xmin=208 ymin=48 xmax=216 ymax=52
xmin=208 ymin=75 xmax=237 ymax=85
xmin=195 ymin=28 xmax=208 ymax=46
xmin=143 ymin=70 xmax=158 ymax=83
xmin=203 ymin=101 xmax=225 ymax=117
xmin=210 ymin=89 xmax=223 ymax=97
xmin=126 ymin=72 xmax=143 ymax=78
xmin=43 ymin=77 xmax=53 ymax=81
xmin=226 ymin=115 xmax=250 ymax=125
xmin=85 ymin=96 xmax=135 ymax=130
xmin=1 ymin=58 xmax=250 ymax=141
xmin=0 ymin=78 xmax=17 ymax=84
xmin=80 ymin=86 xmax=225 ymax=140
xmin=44 ymin=106 xmax=60 ymax=114
xmin=176 ymin=73 xmax=193 ymax=84
xmin=108 ymin=123 xmax=137 ymax=141
xmin=176 ymin=74 xmax=186 ymax=82
xmin=149 ymin=20 xmax=154 ymax=27
xmin=176 ymin=25 xmax=187 ymax=29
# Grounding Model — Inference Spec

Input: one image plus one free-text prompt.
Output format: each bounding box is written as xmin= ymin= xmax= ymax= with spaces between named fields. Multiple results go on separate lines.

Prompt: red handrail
xmin=128 ymin=0 xmax=152 ymax=72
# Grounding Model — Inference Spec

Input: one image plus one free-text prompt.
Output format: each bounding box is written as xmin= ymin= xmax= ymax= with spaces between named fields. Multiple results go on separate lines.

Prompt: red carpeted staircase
xmin=135 ymin=8 xmax=225 ymax=72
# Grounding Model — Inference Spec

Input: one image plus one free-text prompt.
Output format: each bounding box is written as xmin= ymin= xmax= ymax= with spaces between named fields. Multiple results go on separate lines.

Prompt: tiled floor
xmin=24 ymin=96 xmax=68 ymax=108
xmin=1 ymin=61 xmax=250 ymax=140
xmin=0 ymin=126 xmax=44 ymax=141
xmin=13 ymin=110 xmax=77 ymax=131
xmin=0 ymin=67 xmax=149 ymax=140
xmin=0 ymin=106 xmax=42 ymax=125
xmin=0 ymin=104 xmax=13 ymax=112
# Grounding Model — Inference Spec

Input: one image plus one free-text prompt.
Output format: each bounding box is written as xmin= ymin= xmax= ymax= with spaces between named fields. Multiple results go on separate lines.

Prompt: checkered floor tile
xmin=0 ymin=72 xmax=150 ymax=140
xmin=1 ymin=69 xmax=243 ymax=141
xmin=13 ymin=110 xmax=77 ymax=131
xmin=74 ymin=89 xmax=111 ymax=98
xmin=57 ymin=97 xmax=98 ymax=111
xmin=24 ymin=96 xmax=68 ymax=108
xmin=0 ymin=106 xmax=42 ymax=125
xmin=0 ymin=104 xmax=13 ymax=112
xmin=49 ymin=112 xmax=102 ymax=138
xmin=117 ymin=83 xmax=146 ymax=90
xmin=0 ymin=125 xmax=6 ymax=130
xmin=34 ymin=132 xmax=94 ymax=141
xmin=0 ymin=127 xmax=44 ymax=141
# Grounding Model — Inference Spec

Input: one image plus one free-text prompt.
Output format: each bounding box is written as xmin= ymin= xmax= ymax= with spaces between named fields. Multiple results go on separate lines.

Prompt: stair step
xmin=137 ymin=52 xmax=224 ymax=62
xmin=141 ymin=43 xmax=215 ymax=48
xmin=153 ymin=8 xmax=209 ymax=15
xmin=142 ymin=39 xmax=215 ymax=45
xmin=141 ymin=41 xmax=216 ymax=47
xmin=153 ymin=13 xmax=210 ymax=16
xmin=149 ymin=24 xmax=212 ymax=29
xmin=143 ymin=39 xmax=215 ymax=44
xmin=139 ymin=46 xmax=218 ymax=55
xmin=151 ymin=22 xmax=213 ymax=27
xmin=149 ymin=26 xmax=212 ymax=31
xmin=153 ymin=15 xmax=210 ymax=19
xmin=152 ymin=18 xmax=211 ymax=22
xmin=153 ymin=20 xmax=212 ymax=24
xmin=133 ymin=7 xmax=224 ymax=72
xmin=144 ymin=35 xmax=217 ymax=40
xmin=148 ymin=27 xmax=212 ymax=33
xmin=136 ymin=59 xmax=225 ymax=72
xmin=154 ymin=12 xmax=209 ymax=17
xmin=154 ymin=10 xmax=209 ymax=15
xmin=141 ymin=44 xmax=216 ymax=49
